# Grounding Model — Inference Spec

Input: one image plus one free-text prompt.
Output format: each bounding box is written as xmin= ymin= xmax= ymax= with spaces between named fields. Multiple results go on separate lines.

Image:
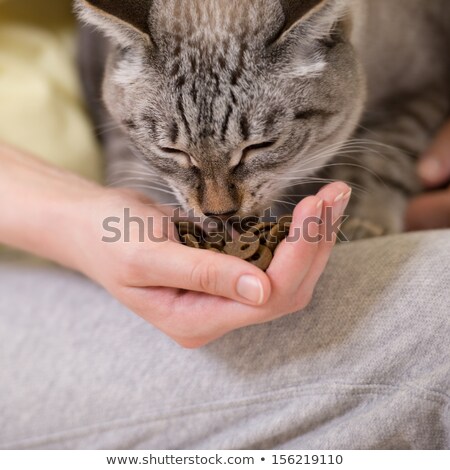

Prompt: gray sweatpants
xmin=0 ymin=231 xmax=449 ymax=450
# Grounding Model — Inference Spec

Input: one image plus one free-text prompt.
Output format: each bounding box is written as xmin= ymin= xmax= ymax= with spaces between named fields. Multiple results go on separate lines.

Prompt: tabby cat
xmin=76 ymin=0 xmax=450 ymax=239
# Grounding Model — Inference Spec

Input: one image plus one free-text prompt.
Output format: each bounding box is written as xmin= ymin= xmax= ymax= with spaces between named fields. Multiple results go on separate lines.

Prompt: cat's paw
xmin=339 ymin=217 xmax=386 ymax=242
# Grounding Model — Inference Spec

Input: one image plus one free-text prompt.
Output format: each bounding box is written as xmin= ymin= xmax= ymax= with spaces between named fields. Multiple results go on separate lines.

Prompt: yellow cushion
xmin=0 ymin=0 xmax=103 ymax=181
xmin=0 ymin=0 xmax=104 ymax=259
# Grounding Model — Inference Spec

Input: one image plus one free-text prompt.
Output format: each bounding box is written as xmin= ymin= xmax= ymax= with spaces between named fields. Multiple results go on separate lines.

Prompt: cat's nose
xmin=200 ymin=178 xmax=239 ymax=220
xmin=203 ymin=209 xmax=238 ymax=220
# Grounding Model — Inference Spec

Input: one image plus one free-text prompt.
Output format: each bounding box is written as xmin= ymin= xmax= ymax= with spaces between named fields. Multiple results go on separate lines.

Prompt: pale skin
xmin=3 ymin=121 xmax=448 ymax=349
xmin=0 ymin=143 xmax=351 ymax=348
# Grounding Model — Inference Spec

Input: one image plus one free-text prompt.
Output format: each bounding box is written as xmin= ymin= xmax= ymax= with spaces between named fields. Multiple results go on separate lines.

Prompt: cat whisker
xmin=108 ymin=171 xmax=169 ymax=187
xmin=108 ymin=180 xmax=177 ymax=196
xmin=298 ymin=145 xmax=388 ymax=168
xmin=299 ymin=137 xmax=407 ymax=166
xmin=106 ymin=167 xmax=169 ymax=181
xmin=278 ymin=177 xmax=367 ymax=190
xmin=269 ymin=199 xmax=298 ymax=207
xmin=109 ymin=183 xmax=177 ymax=196
xmin=96 ymin=120 xmax=122 ymax=131
xmin=108 ymin=174 xmax=172 ymax=186
xmin=96 ymin=124 xmax=125 ymax=136
xmin=276 ymin=177 xmax=370 ymax=199
xmin=286 ymin=160 xmax=386 ymax=188
xmin=143 ymin=202 xmax=181 ymax=208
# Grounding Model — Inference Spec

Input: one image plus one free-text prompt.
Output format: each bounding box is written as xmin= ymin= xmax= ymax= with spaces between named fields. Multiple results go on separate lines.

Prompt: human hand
xmin=74 ymin=182 xmax=351 ymax=348
xmin=0 ymin=144 xmax=350 ymax=348
xmin=405 ymin=121 xmax=450 ymax=230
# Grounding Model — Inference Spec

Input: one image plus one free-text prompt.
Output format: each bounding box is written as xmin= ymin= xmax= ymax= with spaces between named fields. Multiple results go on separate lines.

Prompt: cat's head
xmin=76 ymin=0 xmax=366 ymax=218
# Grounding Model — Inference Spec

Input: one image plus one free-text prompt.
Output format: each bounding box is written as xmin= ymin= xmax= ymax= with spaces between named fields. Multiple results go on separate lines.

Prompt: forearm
xmin=0 ymin=143 xmax=103 ymax=271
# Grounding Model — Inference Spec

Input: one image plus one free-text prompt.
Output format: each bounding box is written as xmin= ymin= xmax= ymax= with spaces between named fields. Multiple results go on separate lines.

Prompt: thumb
xmin=418 ymin=121 xmax=450 ymax=188
xmin=405 ymin=190 xmax=450 ymax=231
xmin=149 ymin=241 xmax=272 ymax=306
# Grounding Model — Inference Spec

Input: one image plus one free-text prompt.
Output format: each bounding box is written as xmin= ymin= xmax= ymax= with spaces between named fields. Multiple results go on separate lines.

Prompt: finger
xmin=300 ymin=185 xmax=352 ymax=296
xmin=166 ymin=196 xmax=334 ymax=336
xmin=127 ymin=184 xmax=343 ymax=309
xmin=405 ymin=190 xmax=450 ymax=231
xmin=134 ymin=187 xmax=351 ymax=346
xmin=122 ymin=183 xmax=349 ymax=347
xmin=418 ymin=121 xmax=450 ymax=188
xmin=136 ymin=240 xmax=272 ymax=307
xmin=123 ymin=283 xmax=262 ymax=347
xmin=266 ymin=196 xmax=323 ymax=295
xmin=267 ymin=182 xmax=351 ymax=296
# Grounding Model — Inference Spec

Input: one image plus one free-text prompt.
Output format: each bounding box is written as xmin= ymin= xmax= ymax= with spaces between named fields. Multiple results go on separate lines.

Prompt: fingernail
xmin=334 ymin=189 xmax=351 ymax=218
xmin=334 ymin=192 xmax=345 ymax=204
xmin=343 ymin=188 xmax=352 ymax=201
xmin=316 ymin=199 xmax=324 ymax=212
xmin=419 ymin=158 xmax=442 ymax=181
xmin=237 ymin=275 xmax=264 ymax=305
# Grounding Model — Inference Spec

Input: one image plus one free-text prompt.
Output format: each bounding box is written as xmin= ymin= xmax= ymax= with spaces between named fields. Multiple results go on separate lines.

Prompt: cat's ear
xmin=276 ymin=0 xmax=350 ymax=44
xmin=75 ymin=0 xmax=153 ymax=46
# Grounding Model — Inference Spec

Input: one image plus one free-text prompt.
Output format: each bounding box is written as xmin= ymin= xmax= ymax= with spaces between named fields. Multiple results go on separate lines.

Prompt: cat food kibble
xmin=248 ymin=245 xmax=273 ymax=271
xmin=181 ymin=233 xmax=201 ymax=249
xmin=223 ymin=234 xmax=260 ymax=259
xmin=176 ymin=215 xmax=293 ymax=271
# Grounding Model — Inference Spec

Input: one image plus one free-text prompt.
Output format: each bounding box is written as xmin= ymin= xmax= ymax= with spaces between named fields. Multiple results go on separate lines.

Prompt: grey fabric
xmin=0 ymin=231 xmax=449 ymax=450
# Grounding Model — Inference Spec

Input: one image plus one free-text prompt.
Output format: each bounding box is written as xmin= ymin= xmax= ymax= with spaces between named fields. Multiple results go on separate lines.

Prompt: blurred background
xmin=0 ymin=0 xmax=102 ymax=181
xmin=0 ymin=0 xmax=103 ymax=259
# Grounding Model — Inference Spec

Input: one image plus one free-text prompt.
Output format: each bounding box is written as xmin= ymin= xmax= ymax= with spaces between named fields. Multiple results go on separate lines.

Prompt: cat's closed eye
xmin=242 ymin=141 xmax=276 ymax=160
xmin=158 ymin=146 xmax=185 ymax=155
xmin=156 ymin=146 xmax=192 ymax=165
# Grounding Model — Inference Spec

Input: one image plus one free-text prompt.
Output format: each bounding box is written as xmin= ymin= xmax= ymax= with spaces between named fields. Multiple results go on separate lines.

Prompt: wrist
xmin=0 ymin=144 xmax=106 ymax=270
xmin=42 ymin=178 xmax=108 ymax=273
xmin=63 ymin=186 xmax=142 ymax=282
